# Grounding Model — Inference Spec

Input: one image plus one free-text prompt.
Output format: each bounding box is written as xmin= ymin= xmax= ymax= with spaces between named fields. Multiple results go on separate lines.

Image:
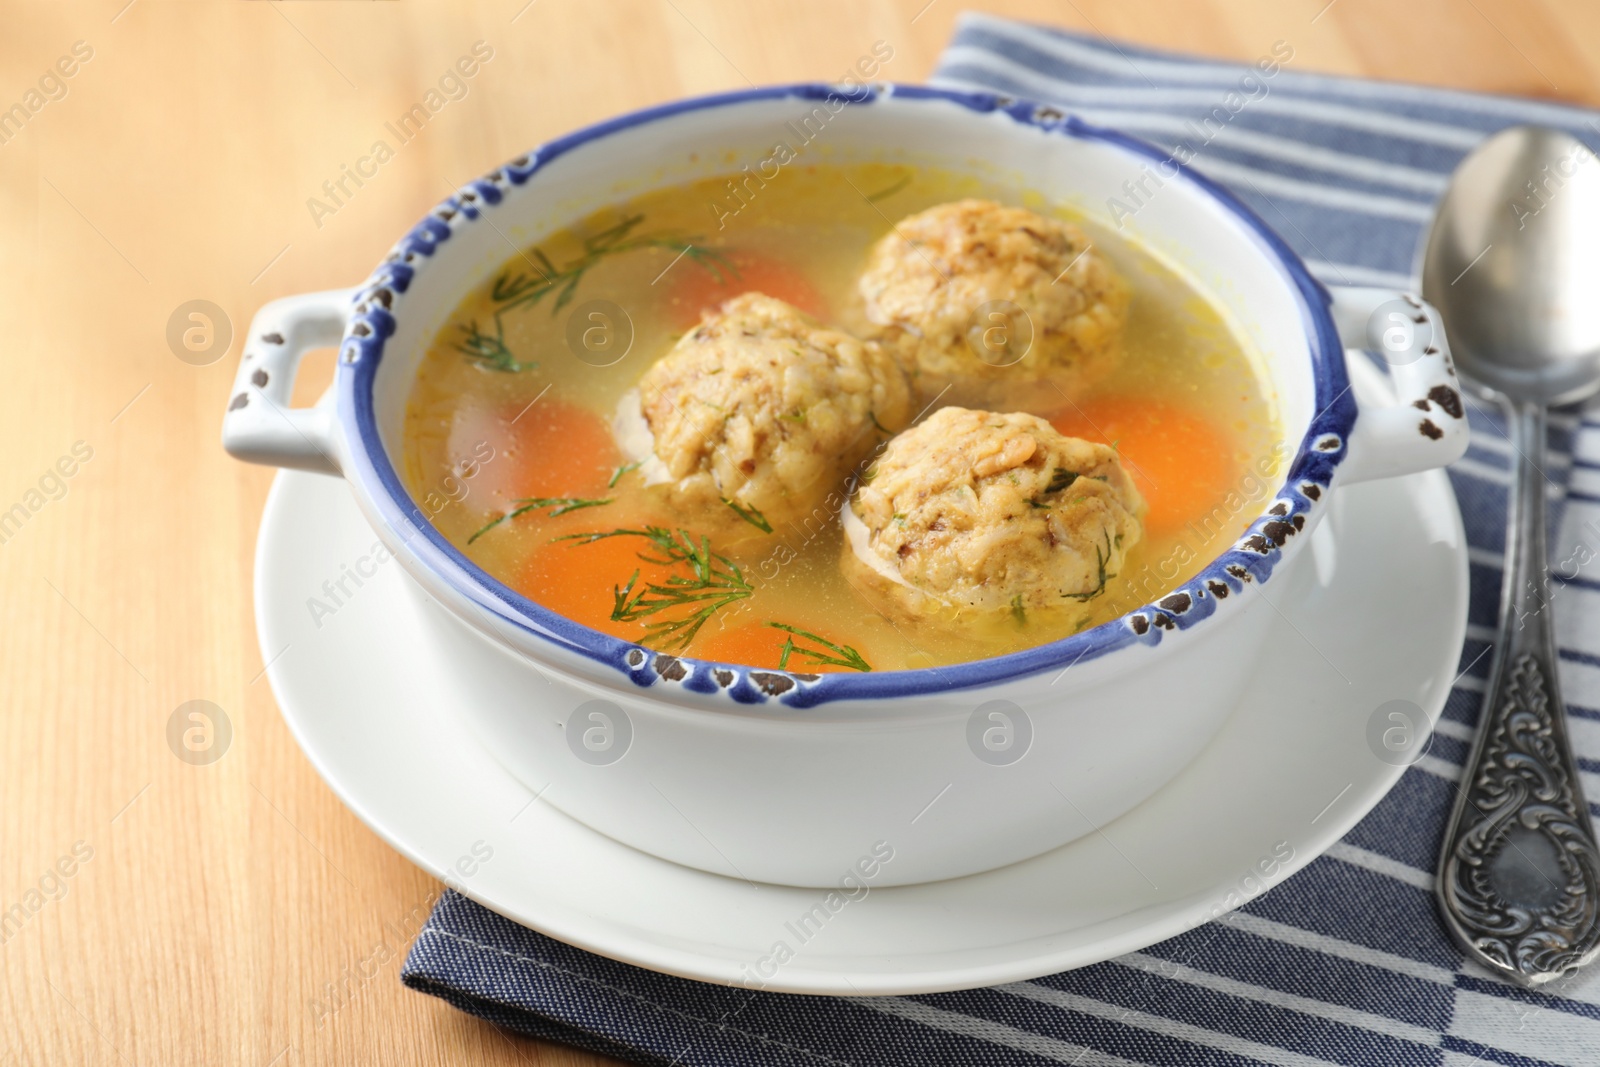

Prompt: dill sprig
xmin=1062 ymin=530 xmax=1117 ymax=603
xmin=491 ymin=214 xmax=736 ymax=317
xmin=864 ymin=174 xmax=913 ymax=203
xmin=609 ymin=460 xmax=643 ymax=488
xmin=1028 ymin=467 xmax=1081 ymax=509
xmin=468 ymin=496 xmax=612 ymax=544
xmin=724 ymin=498 xmax=772 ymax=533
xmin=767 ymin=622 xmax=872 ymax=672
xmin=1045 ymin=467 xmax=1079 ymax=493
xmin=557 ymin=526 xmax=753 ymax=651
xmin=455 ymin=317 xmax=534 ymax=373
xmin=1011 ymin=594 xmax=1027 ymax=626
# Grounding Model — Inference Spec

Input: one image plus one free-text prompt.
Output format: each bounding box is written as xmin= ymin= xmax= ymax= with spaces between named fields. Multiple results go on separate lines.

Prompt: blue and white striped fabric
xmin=401 ymin=16 xmax=1600 ymax=1066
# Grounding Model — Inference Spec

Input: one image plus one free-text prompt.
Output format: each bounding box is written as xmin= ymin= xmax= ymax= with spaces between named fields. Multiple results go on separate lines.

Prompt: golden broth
xmin=402 ymin=163 xmax=1281 ymax=672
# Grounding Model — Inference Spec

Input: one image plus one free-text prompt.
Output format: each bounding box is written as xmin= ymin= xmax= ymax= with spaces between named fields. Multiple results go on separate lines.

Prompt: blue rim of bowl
xmin=334 ymin=82 xmax=1356 ymax=709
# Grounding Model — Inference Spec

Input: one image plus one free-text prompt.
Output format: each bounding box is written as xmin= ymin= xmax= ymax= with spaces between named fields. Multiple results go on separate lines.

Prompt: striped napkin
xmin=402 ymin=15 xmax=1600 ymax=1066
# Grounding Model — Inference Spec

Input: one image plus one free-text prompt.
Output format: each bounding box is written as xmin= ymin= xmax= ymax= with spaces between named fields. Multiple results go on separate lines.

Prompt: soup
xmin=401 ymin=163 xmax=1281 ymax=673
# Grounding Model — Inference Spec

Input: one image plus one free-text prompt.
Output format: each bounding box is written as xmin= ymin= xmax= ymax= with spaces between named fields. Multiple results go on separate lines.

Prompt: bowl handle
xmin=220 ymin=288 xmax=359 ymax=476
xmin=1326 ymin=285 xmax=1469 ymax=485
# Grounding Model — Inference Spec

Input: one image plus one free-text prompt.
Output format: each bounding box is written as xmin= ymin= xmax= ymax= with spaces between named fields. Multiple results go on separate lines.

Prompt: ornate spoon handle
xmin=1437 ymin=399 xmax=1600 ymax=987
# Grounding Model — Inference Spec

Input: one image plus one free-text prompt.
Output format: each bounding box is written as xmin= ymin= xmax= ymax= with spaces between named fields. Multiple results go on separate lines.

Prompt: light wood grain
xmin=3 ymin=1 xmax=1596 ymax=1063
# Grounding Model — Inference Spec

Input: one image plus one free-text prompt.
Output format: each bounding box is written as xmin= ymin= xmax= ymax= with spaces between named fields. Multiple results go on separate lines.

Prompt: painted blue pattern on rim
xmin=333 ymin=81 xmax=1357 ymax=707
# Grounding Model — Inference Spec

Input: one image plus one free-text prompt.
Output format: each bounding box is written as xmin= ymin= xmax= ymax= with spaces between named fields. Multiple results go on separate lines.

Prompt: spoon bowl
xmin=1421 ymin=125 xmax=1600 ymax=405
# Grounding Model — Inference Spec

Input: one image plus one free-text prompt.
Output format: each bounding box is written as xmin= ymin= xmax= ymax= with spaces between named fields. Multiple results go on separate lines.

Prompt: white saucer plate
xmin=256 ymin=357 xmax=1468 ymax=995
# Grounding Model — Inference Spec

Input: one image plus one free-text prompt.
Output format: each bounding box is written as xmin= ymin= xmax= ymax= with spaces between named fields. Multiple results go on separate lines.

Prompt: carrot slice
xmin=1048 ymin=398 xmax=1239 ymax=536
xmin=451 ymin=396 xmax=621 ymax=507
xmin=695 ymin=618 xmax=863 ymax=672
xmin=693 ymin=618 xmax=786 ymax=669
xmin=667 ymin=250 xmax=827 ymax=327
xmin=514 ymin=533 xmax=671 ymax=640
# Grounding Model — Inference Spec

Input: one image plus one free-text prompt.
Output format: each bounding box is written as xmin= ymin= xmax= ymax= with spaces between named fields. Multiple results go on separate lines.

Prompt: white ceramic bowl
xmin=224 ymin=84 xmax=1467 ymax=887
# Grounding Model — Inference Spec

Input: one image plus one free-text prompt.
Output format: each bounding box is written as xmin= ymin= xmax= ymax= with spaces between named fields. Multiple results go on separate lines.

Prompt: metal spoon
xmin=1421 ymin=125 xmax=1600 ymax=987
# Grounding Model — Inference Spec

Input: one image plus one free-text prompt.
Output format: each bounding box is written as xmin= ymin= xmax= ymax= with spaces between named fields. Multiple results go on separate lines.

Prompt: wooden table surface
xmin=4 ymin=1 xmax=1596 ymax=1063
